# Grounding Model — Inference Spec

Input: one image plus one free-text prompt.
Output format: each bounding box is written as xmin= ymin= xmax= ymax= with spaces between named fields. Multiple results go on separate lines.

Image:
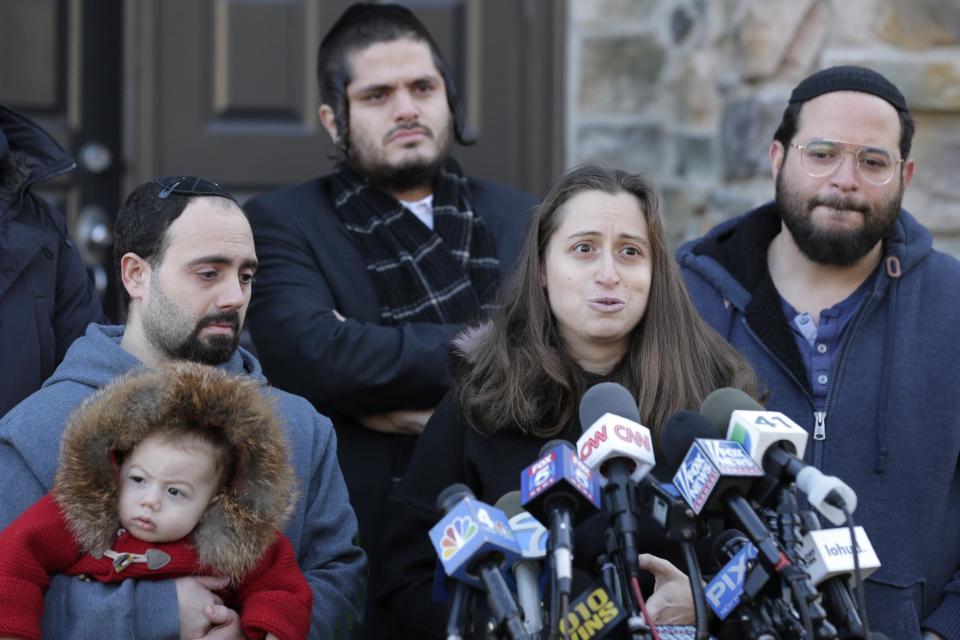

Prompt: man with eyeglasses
xmin=0 ymin=177 xmax=366 ymax=639
xmin=678 ymin=66 xmax=960 ymax=639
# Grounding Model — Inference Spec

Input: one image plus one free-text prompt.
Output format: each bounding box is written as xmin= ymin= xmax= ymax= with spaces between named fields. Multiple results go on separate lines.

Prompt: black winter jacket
xmin=244 ymin=171 xmax=536 ymax=638
xmin=0 ymin=105 xmax=103 ymax=416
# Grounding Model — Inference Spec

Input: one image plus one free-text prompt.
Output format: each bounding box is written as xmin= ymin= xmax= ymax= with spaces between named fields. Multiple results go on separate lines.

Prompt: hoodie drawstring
xmin=874 ymin=256 xmax=902 ymax=474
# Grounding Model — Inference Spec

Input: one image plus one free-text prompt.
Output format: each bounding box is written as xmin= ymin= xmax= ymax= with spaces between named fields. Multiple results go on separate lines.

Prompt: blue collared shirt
xmin=780 ymin=269 xmax=878 ymax=409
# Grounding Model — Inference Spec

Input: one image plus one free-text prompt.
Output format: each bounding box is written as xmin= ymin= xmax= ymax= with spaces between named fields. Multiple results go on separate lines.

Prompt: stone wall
xmin=566 ymin=0 xmax=960 ymax=255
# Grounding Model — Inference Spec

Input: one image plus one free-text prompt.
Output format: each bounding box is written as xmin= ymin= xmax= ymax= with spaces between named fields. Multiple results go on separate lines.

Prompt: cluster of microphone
xmin=427 ymin=383 xmax=883 ymax=640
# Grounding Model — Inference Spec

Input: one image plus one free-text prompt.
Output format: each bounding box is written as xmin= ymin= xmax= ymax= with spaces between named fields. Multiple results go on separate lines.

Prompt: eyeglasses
xmin=153 ymin=176 xmax=238 ymax=203
xmin=790 ymin=139 xmax=904 ymax=186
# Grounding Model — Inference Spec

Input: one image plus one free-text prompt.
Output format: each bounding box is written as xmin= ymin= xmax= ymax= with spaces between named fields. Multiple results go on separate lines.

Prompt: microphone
xmin=557 ymin=582 xmax=628 ymax=639
xmin=662 ymin=413 xmax=789 ymax=576
xmin=429 ymin=484 xmax=530 ymax=640
xmin=577 ymin=383 xmax=656 ymax=485
xmin=660 ymin=410 xmax=720 ymax=473
xmin=704 ymin=530 xmax=761 ymax=620
xmin=520 ymin=440 xmax=600 ymax=604
xmin=496 ymin=491 xmax=548 ymax=636
xmin=576 ymin=382 xmax=654 ymax=583
xmin=700 ymin=387 xmax=763 ymax=433
xmin=800 ymin=526 xmax=880 ymax=639
xmin=702 ymin=388 xmax=858 ymax=525
xmin=799 ymin=526 xmax=880 ymax=586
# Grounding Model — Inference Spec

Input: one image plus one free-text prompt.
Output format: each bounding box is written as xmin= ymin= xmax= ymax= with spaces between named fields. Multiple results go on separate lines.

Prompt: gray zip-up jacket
xmin=0 ymin=324 xmax=367 ymax=639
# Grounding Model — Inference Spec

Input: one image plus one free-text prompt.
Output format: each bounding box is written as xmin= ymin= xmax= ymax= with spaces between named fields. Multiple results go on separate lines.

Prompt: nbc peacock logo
xmin=440 ymin=516 xmax=479 ymax=559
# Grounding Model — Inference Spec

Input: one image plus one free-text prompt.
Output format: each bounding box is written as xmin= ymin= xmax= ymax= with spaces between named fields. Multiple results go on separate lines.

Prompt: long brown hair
xmin=456 ymin=165 xmax=759 ymax=441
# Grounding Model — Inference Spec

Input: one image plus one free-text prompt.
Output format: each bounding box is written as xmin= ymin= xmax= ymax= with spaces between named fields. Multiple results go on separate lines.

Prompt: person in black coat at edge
xmin=379 ymin=164 xmax=762 ymax=637
xmin=243 ymin=4 xmax=537 ymax=637
xmin=0 ymin=104 xmax=103 ymax=417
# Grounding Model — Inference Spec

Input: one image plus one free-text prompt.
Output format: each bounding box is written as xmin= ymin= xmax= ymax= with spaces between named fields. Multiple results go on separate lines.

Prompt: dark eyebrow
xmin=187 ymin=256 xmax=259 ymax=270
xmin=353 ymin=82 xmax=394 ymax=96
xmin=568 ymin=230 xmax=649 ymax=246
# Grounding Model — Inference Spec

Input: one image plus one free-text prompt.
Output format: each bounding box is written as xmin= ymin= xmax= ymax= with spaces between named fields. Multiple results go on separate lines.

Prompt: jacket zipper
xmin=741 ymin=287 xmax=878 ymax=470
xmin=813 ymin=411 xmax=826 ymax=440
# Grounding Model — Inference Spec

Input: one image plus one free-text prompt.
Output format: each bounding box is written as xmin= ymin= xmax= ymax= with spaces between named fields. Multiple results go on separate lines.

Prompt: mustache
xmin=196 ymin=311 xmax=240 ymax=332
xmin=809 ymin=194 xmax=870 ymax=214
xmin=383 ymin=123 xmax=432 ymax=144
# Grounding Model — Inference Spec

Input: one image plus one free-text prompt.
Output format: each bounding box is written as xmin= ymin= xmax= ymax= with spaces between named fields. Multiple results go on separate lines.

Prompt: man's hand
xmin=638 ymin=553 xmax=696 ymax=624
xmin=358 ymin=409 xmax=434 ymax=435
xmin=197 ymin=603 xmax=244 ymax=640
xmin=175 ymin=575 xmax=233 ymax=640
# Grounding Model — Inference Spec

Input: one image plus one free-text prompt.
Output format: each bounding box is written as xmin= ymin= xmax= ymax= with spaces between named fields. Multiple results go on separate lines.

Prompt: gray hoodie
xmin=0 ymin=324 xmax=367 ymax=639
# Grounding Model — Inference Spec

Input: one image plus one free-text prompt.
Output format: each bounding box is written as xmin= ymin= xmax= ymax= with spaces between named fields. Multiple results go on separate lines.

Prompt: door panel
xmin=0 ymin=0 xmax=123 ymax=315
xmin=129 ymin=0 xmax=563 ymax=197
xmin=1 ymin=0 xmax=563 ymax=320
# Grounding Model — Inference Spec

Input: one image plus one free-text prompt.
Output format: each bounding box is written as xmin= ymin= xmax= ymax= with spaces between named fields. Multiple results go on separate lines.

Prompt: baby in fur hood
xmin=0 ymin=363 xmax=311 ymax=640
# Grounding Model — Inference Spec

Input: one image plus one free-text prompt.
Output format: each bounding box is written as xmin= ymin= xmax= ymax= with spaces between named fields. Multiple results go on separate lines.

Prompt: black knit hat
xmin=789 ymin=65 xmax=908 ymax=113
xmin=320 ymin=3 xmax=435 ymax=51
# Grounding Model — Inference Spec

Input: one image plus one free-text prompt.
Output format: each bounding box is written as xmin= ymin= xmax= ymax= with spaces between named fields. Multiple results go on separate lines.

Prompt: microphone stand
xmin=446 ymin=581 xmax=477 ymax=640
xmin=774 ymin=488 xmax=837 ymax=640
xmin=680 ymin=541 xmax=710 ymax=640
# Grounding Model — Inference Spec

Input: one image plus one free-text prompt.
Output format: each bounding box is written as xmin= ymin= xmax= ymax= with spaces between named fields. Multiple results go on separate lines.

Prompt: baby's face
xmin=118 ymin=435 xmax=220 ymax=543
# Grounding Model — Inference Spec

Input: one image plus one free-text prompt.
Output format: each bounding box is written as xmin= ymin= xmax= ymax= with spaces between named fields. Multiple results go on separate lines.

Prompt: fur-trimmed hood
xmin=451 ymin=321 xmax=491 ymax=367
xmin=52 ymin=362 xmax=297 ymax=584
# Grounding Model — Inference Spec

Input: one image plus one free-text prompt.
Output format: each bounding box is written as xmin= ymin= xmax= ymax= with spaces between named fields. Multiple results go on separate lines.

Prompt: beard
xmin=345 ymin=119 xmax=452 ymax=194
xmin=141 ymin=281 xmax=240 ymax=366
xmin=775 ymin=170 xmax=903 ymax=266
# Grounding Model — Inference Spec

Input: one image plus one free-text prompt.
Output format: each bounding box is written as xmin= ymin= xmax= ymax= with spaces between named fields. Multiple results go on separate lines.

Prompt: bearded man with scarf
xmin=243 ymin=5 xmax=536 ymax=638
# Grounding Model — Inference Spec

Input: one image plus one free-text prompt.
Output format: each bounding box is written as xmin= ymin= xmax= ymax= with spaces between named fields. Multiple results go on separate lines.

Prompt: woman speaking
xmin=378 ymin=165 xmax=759 ymax=637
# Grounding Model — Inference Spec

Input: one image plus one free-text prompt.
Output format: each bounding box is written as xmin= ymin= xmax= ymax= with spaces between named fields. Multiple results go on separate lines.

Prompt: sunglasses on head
xmin=153 ymin=176 xmax=238 ymax=203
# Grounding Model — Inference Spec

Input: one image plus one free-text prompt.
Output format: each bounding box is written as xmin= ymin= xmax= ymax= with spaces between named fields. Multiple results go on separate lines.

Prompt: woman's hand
xmin=637 ymin=553 xmax=696 ymax=625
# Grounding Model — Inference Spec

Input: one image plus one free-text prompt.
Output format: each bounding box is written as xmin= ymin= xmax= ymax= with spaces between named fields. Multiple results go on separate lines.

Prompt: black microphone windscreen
xmin=540 ymin=439 xmax=570 ymax=457
xmin=710 ymin=528 xmax=749 ymax=564
xmin=578 ymin=382 xmax=641 ymax=433
xmin=494 ymin=491 xmax=524 ymax=519
xmin=659 ymin=410 xmax=718 ymax=471
xmin=700 ymin=387 xmax=763 ymax=433
xmin=437 ymin=482 xmax=474 ymax=514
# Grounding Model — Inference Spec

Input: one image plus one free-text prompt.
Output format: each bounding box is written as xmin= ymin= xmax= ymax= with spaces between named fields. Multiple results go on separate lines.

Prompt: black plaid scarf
xmin=331 ymin=158 xmax=502 ymax=325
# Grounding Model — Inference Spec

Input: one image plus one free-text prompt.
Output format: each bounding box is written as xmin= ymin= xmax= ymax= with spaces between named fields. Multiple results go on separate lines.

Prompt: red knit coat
xmin=0 ymin=494 xmax=312 ymax=640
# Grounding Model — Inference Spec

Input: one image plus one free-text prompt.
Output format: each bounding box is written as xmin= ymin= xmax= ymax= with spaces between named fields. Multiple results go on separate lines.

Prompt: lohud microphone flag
xmin=799 ymin=527 xmax=881 ymax=586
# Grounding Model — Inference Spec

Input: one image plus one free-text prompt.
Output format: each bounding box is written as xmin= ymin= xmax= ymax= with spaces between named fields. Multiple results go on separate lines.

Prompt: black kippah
xmin=153 ymin=176 xmax=238 ymax=203
xmin=789 ymin=65 xmax=908 ymax=112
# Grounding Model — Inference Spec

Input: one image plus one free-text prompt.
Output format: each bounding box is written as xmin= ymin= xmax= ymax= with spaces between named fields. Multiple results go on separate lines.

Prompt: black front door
xmin=0 ymin=0 xmax=124 ymax=319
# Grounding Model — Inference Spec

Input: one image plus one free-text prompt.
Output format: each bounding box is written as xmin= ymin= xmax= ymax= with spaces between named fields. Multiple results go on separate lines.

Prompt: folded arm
xmin=245 ymin=195 xmax=460 ymax=417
